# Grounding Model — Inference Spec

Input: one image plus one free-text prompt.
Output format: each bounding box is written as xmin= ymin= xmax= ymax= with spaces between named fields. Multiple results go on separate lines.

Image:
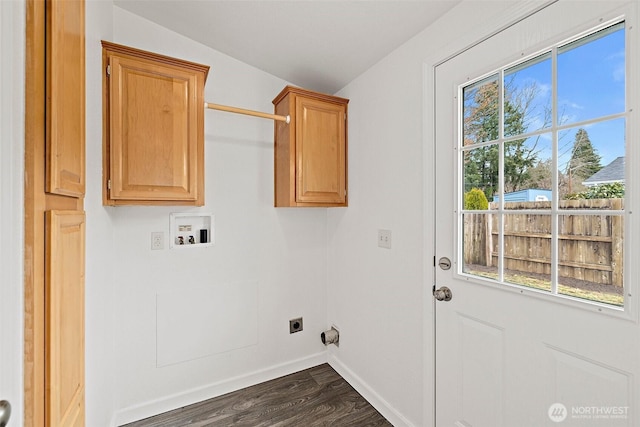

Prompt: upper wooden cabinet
xmin=273 ymin=86 xmax=349 ymax=207
xmin=102 ymin=41 xmax=209 ymax=206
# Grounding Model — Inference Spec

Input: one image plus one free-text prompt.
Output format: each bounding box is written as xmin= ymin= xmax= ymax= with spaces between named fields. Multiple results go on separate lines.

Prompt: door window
xmin=461 ymin=21 xmax=626 ymax=307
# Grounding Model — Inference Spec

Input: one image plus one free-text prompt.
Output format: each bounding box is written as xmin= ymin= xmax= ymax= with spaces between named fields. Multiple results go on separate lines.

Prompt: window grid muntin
xmin=458 ymin=19 xmax=627 ymax=308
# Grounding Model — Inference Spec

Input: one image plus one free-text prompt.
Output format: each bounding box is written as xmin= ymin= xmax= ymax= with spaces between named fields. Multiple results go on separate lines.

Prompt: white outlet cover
xmin=378 ymin=229 xmax=392 ymax=249
xmin=151 ymin=231 xmax=164 ymax=250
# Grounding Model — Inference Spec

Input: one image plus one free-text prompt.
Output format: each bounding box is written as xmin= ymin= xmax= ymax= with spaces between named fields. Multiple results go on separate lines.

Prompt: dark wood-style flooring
xmin=121 ymin=364 xmax=393 ymax=426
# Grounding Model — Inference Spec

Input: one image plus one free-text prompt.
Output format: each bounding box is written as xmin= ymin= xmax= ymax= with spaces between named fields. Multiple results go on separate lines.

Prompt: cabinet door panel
xmin=109 ymin=55 xmax=198 ymax=201
xmin=45 ymin=210 xmax=85 ymax=427
xmin=46 ymin=0 xmax=85 ymax=197
xmin=295 ymin=97 xmax=346 ymax=204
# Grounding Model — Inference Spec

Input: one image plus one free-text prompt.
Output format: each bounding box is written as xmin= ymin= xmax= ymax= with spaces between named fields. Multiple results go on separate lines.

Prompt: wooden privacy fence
xmin=464 ymin=199 xmax=624 ymax=287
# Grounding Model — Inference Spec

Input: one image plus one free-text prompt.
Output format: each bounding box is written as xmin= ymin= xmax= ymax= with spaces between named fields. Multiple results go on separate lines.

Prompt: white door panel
xmin=434 ymin=1 xmax=639 ymax=426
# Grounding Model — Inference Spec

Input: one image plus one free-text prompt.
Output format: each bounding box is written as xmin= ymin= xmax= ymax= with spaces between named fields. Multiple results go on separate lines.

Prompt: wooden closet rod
xmin=205 ymin=102 xmax=290 ymax=124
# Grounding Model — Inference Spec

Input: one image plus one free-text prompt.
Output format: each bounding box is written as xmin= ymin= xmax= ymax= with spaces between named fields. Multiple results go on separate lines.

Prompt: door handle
xmin=0 ymin=400 xmax=11 ymax=427
xmin=434 ymin=286 xmax=453 ymax=301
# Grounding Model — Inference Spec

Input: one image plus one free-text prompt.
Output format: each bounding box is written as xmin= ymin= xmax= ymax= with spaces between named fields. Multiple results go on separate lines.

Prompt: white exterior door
xmin=434 ymin=1 xmax=639 ymax=426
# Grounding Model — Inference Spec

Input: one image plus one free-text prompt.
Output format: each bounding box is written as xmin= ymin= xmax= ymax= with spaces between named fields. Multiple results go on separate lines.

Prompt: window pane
xmin=463 ymin=146 xmax=499 ymax=208
xmin=558 ymin=214 xmax=624 ymax=306
xmin=463 ymin=75 xmax=499 ymax=145
xmin=558 ymin=119 xmax=625 ymax=202
xmin=504 ymin=53 xmax=552 ymax=137
xmin=558 ymin=23 xmax=625 ymax=125
xmin=458 ymin=20 xmax=627 ymax=309
xmin=502 ymin=213 xmax=552 ymax=292
xmin=503 ymin=135 xmax=552 ymax=207
xmin=462 ymin=213 xmax=499 ymax=279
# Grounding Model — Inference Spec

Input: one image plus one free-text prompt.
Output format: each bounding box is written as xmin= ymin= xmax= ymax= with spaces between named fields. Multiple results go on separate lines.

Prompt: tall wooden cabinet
xmin=102 ymin=41 xmax=209 ymax=206
xmin=273 ymin=86 xmax=349 ymax=207
xmin=25 ymin=0 xmax=86 ymax=425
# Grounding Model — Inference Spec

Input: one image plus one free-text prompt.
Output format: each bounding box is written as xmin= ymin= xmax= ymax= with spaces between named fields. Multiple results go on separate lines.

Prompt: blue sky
xmin=507 ymin=22 xmax=626 ymax=171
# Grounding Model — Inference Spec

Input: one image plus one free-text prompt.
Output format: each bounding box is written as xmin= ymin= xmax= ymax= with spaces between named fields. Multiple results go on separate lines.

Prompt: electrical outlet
xmin=151 ymin=232 xmax=164 ymax=250
xmin=378 ymin=229 xmax=392 ymax=249
xmin=289 ymin=317 xmax=303 ymax=334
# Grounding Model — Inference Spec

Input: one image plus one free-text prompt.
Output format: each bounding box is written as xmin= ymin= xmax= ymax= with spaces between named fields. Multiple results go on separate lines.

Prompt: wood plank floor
xmin=121 ymin=364 xmax=393 ymax=426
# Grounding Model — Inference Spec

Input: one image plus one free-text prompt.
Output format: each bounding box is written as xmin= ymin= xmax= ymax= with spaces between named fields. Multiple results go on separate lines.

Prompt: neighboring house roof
xmin=583 ymin=156 xmax=625 ymax=186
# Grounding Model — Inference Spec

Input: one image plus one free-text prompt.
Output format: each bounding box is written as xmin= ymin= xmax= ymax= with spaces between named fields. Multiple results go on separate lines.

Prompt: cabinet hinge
xmin=107 ymin=179 xmax=111 ymax=190
xmin=106 ymin=64 xmax=111 ymax=76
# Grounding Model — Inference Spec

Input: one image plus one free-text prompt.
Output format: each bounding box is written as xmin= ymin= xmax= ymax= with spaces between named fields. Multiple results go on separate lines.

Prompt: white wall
xmin=325 ymin=29 xmax=427 ymax=427
xmin=0 ymin=0 xmax=24 ymax=423
xmin=327 ymin=1 xmax=551 ymax=426
xmin=85 ymin=1 xmax=117 ymax=425
xmin=103 ymin=7 xmax=329 ymax=425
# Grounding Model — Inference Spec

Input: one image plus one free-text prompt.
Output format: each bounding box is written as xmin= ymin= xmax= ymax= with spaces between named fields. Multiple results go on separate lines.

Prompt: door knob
xmin=0 ymin=400 xmax=11 ymax=427
xmin=434 ymin=286 xmax=452 ymax=301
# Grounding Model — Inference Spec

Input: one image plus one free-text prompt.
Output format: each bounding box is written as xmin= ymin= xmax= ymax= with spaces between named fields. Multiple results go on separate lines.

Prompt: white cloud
xmin=612 ymin=63 xmax=625 ymax=82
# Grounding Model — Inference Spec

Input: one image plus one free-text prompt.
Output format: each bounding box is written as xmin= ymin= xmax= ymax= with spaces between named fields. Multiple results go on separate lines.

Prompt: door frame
xmin=421 ymin=1 xmax=559 ymax=425
xmin=0 ymin=0 xmax=25 ymax=423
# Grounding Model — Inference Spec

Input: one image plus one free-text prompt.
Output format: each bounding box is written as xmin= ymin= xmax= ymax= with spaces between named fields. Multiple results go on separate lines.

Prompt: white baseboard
xmin=112 ymin=352 xmax=414 ymax=427
xmin=112 ymin=352 xmax=327 ymax=426
xmin=328 ymin=355 xmax=416 ymax=427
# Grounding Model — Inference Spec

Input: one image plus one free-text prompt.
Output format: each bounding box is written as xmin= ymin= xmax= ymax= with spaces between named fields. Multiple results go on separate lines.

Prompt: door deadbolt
xmin=434 ymin=286 xmax=453 ymax=301
xmin=438 ymin=257 xmax=451 ymax=270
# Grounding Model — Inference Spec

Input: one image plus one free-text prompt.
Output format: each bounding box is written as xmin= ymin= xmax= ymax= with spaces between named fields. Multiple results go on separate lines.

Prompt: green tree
xmin=464 ymin=188 xmax=489 ymax=210
xmin=527 ymin=158 xmax=553 ymax=191
xmin=565 ymin=128 xmax=602 ymax=194
xmin=463 ymin=79 xmax=540 ymax=200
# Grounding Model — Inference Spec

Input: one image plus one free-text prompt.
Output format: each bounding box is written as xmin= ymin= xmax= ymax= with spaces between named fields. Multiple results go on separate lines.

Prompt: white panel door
xmin=434 ymin=2 xmax=639 ymax=426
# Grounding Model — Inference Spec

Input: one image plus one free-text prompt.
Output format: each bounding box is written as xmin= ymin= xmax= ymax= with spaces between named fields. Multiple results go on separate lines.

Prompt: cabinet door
xmin=45 ymin=0 xmax=85 ymax=197
xmin=295 ymin=96 xmax=346 ymax=204
xmin=108 ymin=54 xmax=200 ymax=202
xmin=45 ymin=210 xmax=85 ymax=427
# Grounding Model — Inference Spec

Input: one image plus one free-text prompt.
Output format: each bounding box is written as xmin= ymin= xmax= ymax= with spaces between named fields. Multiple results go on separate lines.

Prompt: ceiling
xmin=113 ymin=0 xmax=461 ymax=94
